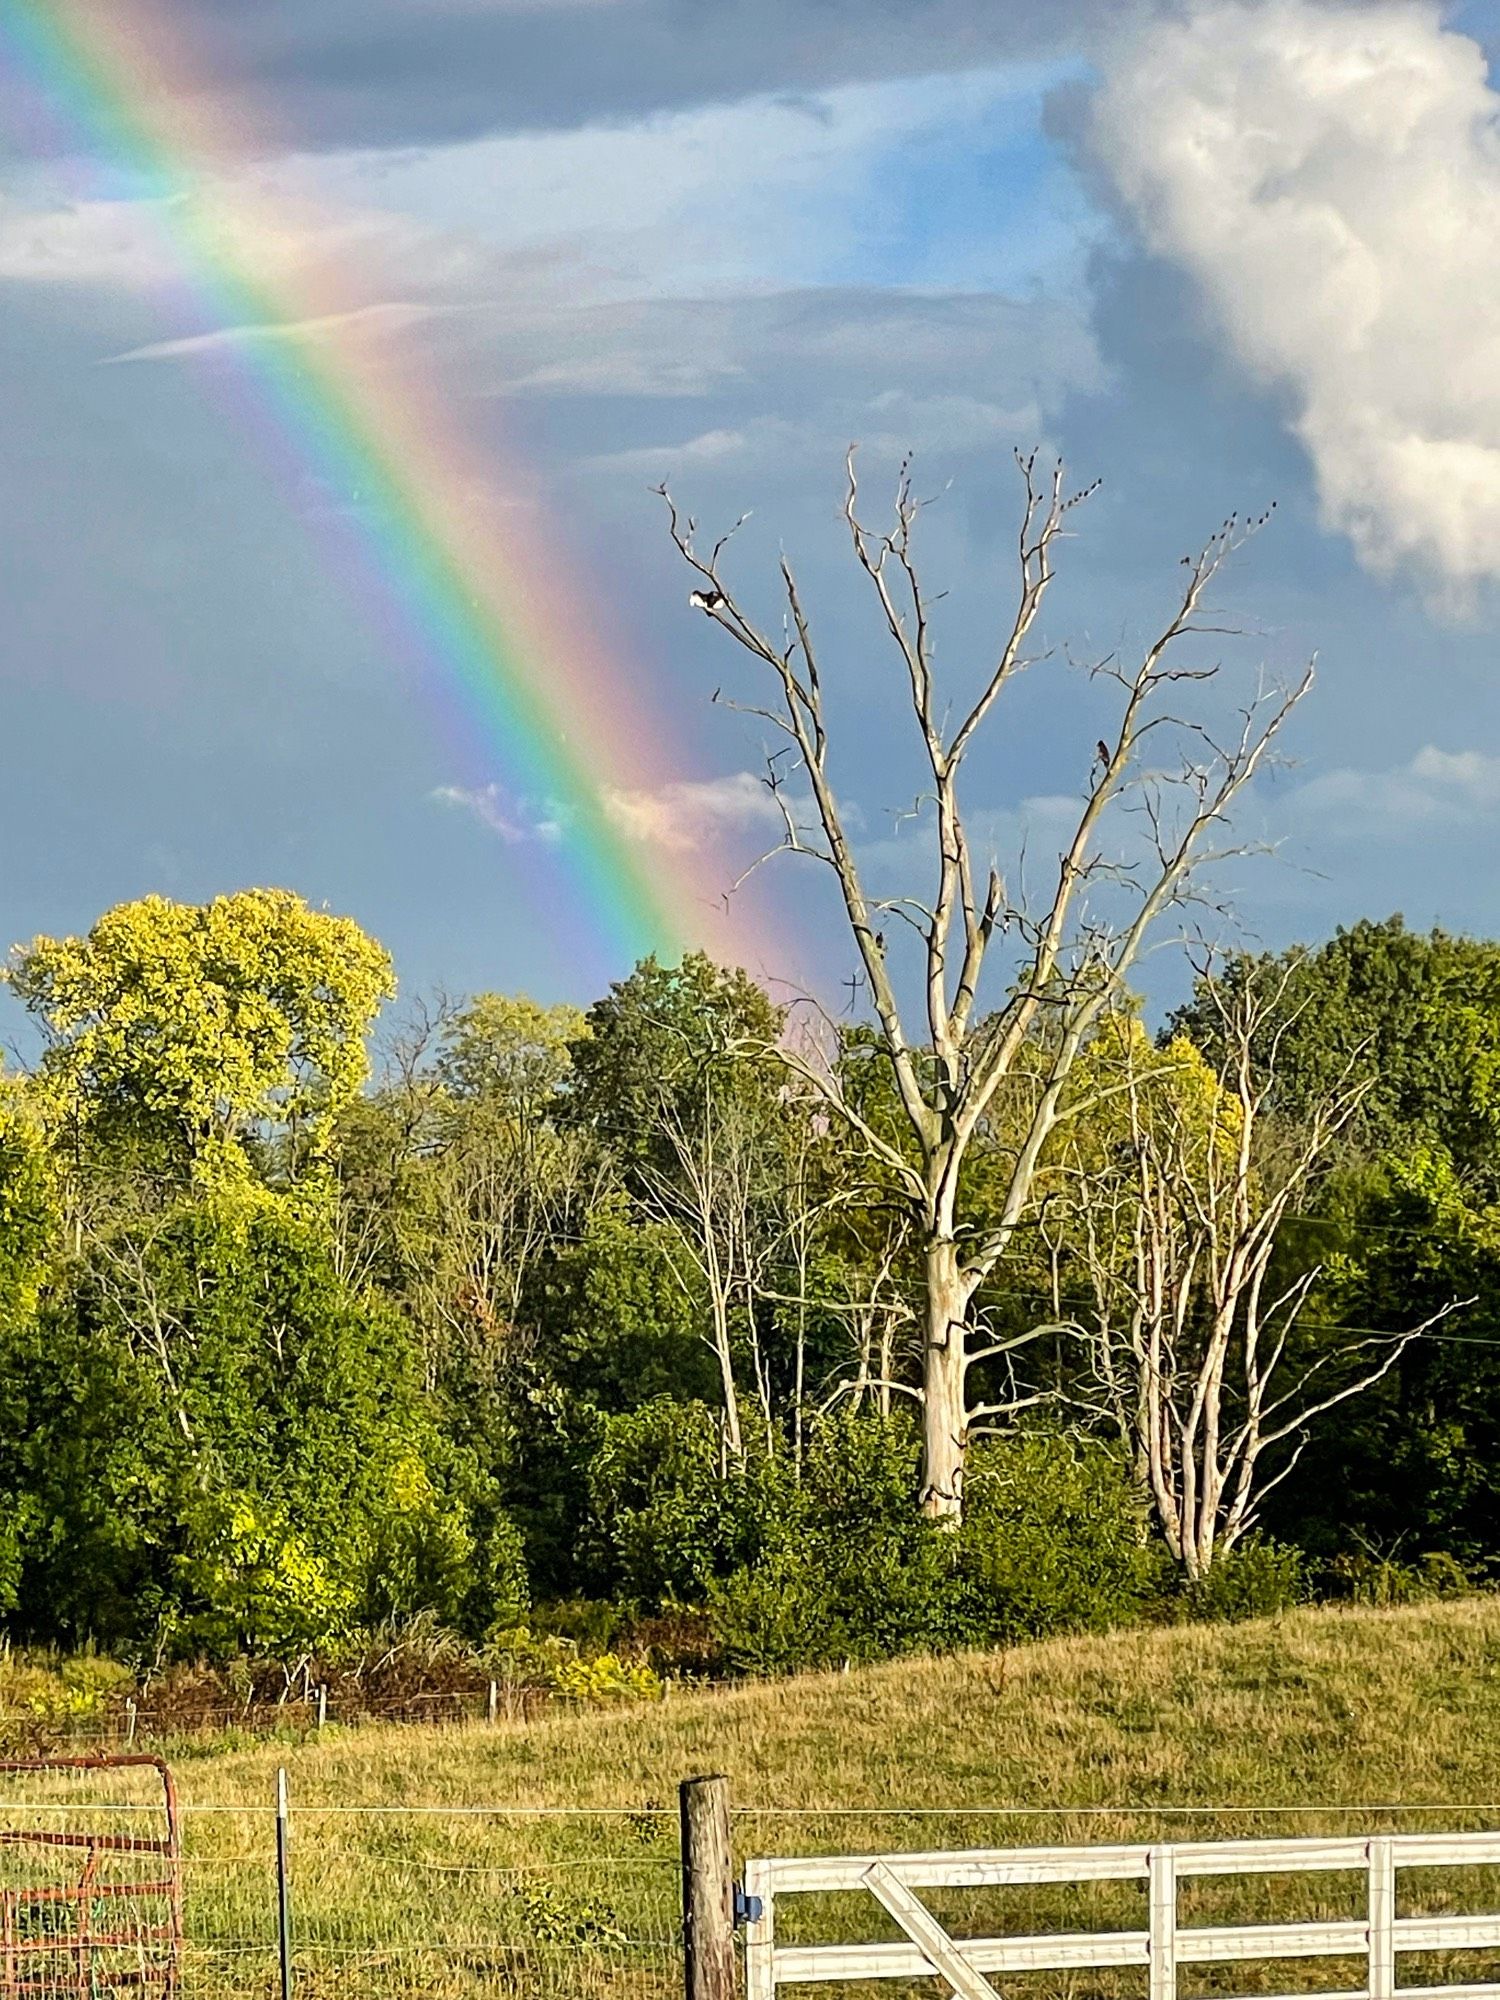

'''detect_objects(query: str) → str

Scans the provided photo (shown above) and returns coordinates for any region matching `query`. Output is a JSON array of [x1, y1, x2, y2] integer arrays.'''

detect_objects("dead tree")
[[664, 451, 1310, 1520], [1046, 976, 1465, 1576], [636, 1070, 776, 1460]]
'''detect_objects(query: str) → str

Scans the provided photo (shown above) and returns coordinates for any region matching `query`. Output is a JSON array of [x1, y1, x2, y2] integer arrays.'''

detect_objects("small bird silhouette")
[[1094, 739, 1110, 770], [689, 587, 724, 614]]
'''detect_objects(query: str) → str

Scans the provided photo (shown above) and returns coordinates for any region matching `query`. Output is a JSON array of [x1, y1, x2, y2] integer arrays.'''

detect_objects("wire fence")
[[0, 1686, 583, 1760], [0, 1763, 685, 2000], [7, 1762, 1500, 2000]]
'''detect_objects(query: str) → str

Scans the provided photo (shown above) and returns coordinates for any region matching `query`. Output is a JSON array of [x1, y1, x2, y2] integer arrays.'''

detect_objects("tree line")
[[4, 456, 1491, 1674], [0, 891, 1491, 1672]]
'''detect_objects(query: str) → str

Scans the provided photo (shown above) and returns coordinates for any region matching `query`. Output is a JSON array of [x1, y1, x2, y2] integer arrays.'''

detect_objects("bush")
[[1185, 1537, 1307, 1622], [483, 1626, 663, 1705], [706, 1422, 1159, 1675], [0, 1649, 132, 1755], [584, 1398, 794, 1604], [2, 1193, 507, 1654], [956, 1434, 1165, 1644], [707, 1520, 962, 1676], [548, 1650, 663, 1704], [1323, 1547, 1478, 1607]]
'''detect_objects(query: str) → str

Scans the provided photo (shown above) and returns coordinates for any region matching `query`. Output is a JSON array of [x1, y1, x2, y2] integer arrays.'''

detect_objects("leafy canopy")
[[9, 889, 393, 1184]]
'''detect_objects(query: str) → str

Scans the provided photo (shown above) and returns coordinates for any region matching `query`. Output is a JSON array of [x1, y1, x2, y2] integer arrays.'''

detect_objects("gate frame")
[[740, 1827, 1500, 1997], [0, 1753, 183, 1996]]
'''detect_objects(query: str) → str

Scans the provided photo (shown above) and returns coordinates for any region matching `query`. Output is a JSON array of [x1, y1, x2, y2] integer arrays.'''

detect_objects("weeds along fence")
[[7, 1760, 1500, 2000], [0, 1685, 559, 1756]]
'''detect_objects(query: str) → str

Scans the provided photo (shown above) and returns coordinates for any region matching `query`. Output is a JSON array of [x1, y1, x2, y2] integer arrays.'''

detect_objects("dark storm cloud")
[[12, 0, 1117, 156]]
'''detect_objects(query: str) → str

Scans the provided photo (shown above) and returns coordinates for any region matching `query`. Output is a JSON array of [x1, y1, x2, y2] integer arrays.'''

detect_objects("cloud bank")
[[435, 771, 784, 852], [1089, 0, 1500, 602], [1288, 742, 1500, 837]]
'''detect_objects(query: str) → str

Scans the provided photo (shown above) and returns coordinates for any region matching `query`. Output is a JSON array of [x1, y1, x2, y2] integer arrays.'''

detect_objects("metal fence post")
[[276, 1767, 293, 2000], [680, 1774, 736, 2000]]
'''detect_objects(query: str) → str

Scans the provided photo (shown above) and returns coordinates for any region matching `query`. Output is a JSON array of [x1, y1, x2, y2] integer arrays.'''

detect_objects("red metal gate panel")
[[0, 1756, 182, 1997]]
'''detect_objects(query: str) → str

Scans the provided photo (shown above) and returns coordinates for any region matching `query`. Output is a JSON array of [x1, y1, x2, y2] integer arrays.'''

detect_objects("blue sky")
[[4, 0, 1500, 1029]]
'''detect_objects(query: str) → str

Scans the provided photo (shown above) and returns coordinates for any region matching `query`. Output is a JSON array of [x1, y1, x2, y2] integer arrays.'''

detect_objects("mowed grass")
[[10, 1599, 1500, 1998]]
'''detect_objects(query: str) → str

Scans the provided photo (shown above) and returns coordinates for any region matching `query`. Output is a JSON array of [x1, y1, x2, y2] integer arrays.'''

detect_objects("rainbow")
[[1, 0, 779, 983]]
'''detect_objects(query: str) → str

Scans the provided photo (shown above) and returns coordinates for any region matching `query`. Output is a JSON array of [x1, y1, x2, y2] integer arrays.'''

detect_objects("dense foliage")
[[0, 898, 1491, 1676]]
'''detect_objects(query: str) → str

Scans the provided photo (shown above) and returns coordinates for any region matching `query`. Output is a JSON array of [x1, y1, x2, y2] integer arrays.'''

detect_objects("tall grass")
[[6, 1599, 1500, 1997]]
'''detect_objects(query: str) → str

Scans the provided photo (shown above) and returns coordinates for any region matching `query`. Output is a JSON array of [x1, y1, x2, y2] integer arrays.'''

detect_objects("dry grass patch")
[[9, 1600, 1500, 1998]]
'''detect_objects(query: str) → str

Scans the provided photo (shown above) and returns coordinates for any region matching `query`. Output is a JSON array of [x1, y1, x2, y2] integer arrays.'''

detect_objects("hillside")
[[177, 1597, 1500, 1816], [11, 1600, 1500, 1999]]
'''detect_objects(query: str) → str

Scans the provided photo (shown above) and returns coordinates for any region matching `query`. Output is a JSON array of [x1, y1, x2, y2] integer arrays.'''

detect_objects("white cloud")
[[435, 770, 783, 853], [1287, 743, 1500, 836], [503, 352, 746, 398], [102, 301, 444, 364], [0, 197, 178, 286], [600, 771, 786, 851], [432, 783, 563, 844], [0, 62, 1076, 310], [585, 384, 1076, 479], [1089, 0, 1500, 603]]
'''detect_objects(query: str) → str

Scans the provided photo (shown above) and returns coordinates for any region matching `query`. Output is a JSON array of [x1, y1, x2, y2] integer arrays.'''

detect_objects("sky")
[[4, 0, 1500, 1025]]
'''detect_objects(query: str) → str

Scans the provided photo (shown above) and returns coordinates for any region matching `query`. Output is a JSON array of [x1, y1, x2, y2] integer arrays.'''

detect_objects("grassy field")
[[8, 1598, 1500, 1997]]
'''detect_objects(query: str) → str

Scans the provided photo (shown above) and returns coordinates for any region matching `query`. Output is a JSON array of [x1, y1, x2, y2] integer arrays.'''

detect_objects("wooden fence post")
[[680, 1774, 736, 2000]]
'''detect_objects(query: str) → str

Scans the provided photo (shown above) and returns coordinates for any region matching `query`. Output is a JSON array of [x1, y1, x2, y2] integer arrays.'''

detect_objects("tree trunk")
[[919, 1238, 968, 1521], [710, 1289, 744, 1461]]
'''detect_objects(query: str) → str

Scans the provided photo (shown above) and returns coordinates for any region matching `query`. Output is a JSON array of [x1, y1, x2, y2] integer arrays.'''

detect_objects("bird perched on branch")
[[689, 587, 724, 614], [1094, 739, 1110, 773]]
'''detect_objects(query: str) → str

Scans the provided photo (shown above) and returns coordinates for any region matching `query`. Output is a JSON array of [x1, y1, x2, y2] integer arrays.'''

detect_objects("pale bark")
[[920, 1236, 972, 1513], [665, 457, 1308, 1520], [1053, 977, 1466, 1575]]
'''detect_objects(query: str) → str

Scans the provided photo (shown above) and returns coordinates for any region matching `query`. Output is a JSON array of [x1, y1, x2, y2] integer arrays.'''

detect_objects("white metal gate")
[[741, 1830, 1500, 1998]]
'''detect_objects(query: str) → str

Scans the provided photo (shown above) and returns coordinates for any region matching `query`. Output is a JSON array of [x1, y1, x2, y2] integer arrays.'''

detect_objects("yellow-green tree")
[[8, 889, 394, 1191]]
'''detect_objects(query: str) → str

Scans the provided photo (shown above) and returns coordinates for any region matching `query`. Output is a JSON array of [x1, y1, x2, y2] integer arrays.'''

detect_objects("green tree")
[[9, 889, 393, 1191], [542, 1200, 718, 1411], [1169, 916, 1500, 1188], [0, 1073, 55, 1334], [1171, 922, 1500, 1568], [0, 1073, 55, 1612], [0, 1187, 511, 1651], [564, 954, 792, 1454], [564, 953, 782, 1176], [437, 993, 585, 1111]]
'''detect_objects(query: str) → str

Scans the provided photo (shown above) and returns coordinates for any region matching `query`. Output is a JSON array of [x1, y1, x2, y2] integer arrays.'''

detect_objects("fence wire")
[[0, 1688, 548, 1757], [0, 1766, 683, 2000], [7, 1770, 1500, 2000]]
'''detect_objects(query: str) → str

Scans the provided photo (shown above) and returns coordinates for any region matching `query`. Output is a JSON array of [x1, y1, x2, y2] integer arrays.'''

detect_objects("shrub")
[[956, 1434, 1165, 1644], [1323, 1547, 1477, 1607], [548, 1650, 663, 1704], [0, 1650, 132, 1755], [707, 1519, 962, 1676], [707, 1423, 1158, 1675], [1185, 1537, 1307, 1622], [584, 1398, 793, 1604], [526, 1597, 628, 1650]]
